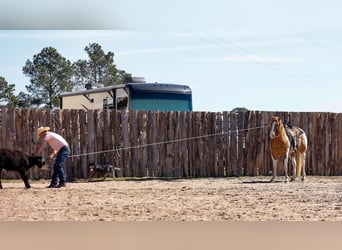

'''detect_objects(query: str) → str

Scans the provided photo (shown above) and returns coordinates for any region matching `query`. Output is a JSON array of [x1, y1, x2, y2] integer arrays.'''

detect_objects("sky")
[[1, 0, 342, 113]]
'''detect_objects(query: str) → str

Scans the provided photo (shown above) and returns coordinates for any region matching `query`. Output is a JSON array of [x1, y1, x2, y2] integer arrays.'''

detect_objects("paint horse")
[[269, 116, 308, 182]]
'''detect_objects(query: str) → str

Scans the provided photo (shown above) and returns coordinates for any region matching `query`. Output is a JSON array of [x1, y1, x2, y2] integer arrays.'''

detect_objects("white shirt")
[[42, 131, 69, 152]]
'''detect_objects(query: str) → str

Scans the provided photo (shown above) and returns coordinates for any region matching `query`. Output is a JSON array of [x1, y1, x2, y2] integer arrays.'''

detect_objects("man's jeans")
[[51, 146, 70, 185]]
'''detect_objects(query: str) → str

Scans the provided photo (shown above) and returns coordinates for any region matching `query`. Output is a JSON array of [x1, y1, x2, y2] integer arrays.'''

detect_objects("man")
[[35, 126, 70, 188]]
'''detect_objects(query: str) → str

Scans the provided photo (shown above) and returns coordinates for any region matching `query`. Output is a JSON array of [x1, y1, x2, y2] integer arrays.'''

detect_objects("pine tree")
[[23, 47, 73, 108]]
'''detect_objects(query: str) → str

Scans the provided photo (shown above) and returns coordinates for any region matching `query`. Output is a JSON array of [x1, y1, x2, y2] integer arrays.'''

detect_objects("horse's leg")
[[301, 152, 306, 181], [271, 158, 277, 182], [290, 155, 297, 182], [283, 157, 289, 183], [296, 152, 302, 177]]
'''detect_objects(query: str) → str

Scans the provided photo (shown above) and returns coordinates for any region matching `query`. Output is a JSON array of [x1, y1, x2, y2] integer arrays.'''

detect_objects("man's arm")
[[49, 150, 58, 159], [34, 140, 47, 156]]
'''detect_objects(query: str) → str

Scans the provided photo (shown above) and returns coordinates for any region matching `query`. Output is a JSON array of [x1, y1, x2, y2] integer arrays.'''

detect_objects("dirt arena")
[[1, 176, 342, 221]]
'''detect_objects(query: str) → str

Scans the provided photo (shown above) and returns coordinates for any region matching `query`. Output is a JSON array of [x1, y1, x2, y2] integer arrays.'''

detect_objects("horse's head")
[[270, 116, 283, 139]]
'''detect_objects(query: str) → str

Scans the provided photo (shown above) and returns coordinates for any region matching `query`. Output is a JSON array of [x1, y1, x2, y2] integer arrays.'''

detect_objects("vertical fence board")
[[222, 111, 230, 177], [70, 109, 80, 180], [8, 109, 15, 149], [179, 112, 189, 177], [15, 109, 23, 151], [129, 111, 138, 176], [111, 111, 122, 177], [245, 111, 257, 176], [139, 111, 148, 177], [121, 111, 130, 176], [94, 110, 102, 164], [87, 110, 95, 166], [157, 112, 166, 177], [229, 112, 238, 176], [299, 112, 310, 176], [147, 111, 158, 177], [202, 112, 210, 177], [165, 111, 174, 177], [255, 111, 266, 177], [193, 112, 204, 177], [173, 112, 181, 177], [317, 113, 325, 175], [186, 112, 193, 177], [209, 112, 217, 177], [225, 112, 232, 176], [62, 109, 72, 180], [328, 113, 337, 176], [323, 113, 331, 175], [215, 112, 225, 177], [1, 109, 9, 148], [263, 112, 272, 176], [79, 109, 88, 178], [337, 114, 342, 175], [103, 109, 115, 172]]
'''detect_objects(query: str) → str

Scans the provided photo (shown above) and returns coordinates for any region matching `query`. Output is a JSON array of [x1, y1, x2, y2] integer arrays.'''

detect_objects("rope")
[[68, 124, 271, 159]]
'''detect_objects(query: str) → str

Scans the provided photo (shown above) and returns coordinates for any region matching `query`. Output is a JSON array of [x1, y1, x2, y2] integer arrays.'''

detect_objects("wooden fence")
[[1, 108, 342, 180]]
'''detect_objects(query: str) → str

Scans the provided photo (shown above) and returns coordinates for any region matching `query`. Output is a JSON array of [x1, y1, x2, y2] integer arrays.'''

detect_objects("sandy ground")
[[1, 176, 342, 221]]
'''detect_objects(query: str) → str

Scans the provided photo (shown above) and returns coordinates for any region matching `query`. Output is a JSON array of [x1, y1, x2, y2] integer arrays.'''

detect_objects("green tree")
[[23, 47, 73, 108], [231, 107, 248, 113], [76, 43, 131, 88], [85, 43, 117, 86], [0, 76, 17, 107], [72, 59, 88, 91], [16, 91, 34, 108]]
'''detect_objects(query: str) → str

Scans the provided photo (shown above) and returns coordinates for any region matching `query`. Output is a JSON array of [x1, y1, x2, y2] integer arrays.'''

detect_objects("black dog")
[[88, 162, 120, 180], [0, 148, 45, 189]]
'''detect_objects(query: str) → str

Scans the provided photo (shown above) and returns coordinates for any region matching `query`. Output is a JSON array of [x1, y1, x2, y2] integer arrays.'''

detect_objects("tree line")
[[0, 43, 132, 109]]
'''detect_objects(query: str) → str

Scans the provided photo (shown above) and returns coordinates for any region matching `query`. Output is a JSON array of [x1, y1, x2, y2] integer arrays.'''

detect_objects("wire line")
[[69, 124, 271, 158]]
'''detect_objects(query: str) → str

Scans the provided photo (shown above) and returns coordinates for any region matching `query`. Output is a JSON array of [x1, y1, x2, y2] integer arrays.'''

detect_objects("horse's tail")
[[296, 153, 303, 177], [296, 131, 307, 177]]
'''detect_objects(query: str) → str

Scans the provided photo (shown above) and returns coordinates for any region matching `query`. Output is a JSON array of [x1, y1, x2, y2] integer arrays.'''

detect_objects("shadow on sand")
[[241, 179, 283, 184]]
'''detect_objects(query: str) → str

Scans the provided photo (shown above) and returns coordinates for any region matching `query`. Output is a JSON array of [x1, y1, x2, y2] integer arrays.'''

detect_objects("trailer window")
[[117, 97, 128, 110], [130, 93, 192, 111]]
